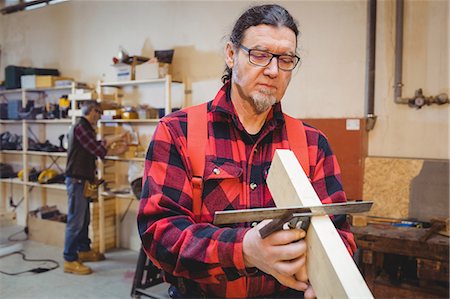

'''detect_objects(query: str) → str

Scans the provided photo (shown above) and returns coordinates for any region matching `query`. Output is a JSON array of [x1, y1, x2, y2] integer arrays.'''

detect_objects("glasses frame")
[[239, 45, 300, 71]]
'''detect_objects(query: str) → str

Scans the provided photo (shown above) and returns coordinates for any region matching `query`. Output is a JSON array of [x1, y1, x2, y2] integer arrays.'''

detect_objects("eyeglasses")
[[239, 45, 300, 71]]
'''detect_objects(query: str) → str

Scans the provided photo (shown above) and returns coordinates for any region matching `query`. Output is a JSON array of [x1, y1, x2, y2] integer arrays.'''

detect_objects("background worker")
[[138, 4, 355, 298], [64, 100, 128, 275]]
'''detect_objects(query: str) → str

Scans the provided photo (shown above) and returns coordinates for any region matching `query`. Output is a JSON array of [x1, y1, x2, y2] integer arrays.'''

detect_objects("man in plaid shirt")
[[138, 4, 356, 298], [64, 101, 128, 275]]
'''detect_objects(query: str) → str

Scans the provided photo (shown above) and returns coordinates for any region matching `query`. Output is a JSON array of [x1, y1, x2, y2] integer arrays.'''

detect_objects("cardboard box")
[[21, 75, 73, 88], [28, 215, 66, 248], [112, 63, 133, 81], [20, 75, 37, 88], [135, 62, 159, 80], [36, 76, 72, 88]]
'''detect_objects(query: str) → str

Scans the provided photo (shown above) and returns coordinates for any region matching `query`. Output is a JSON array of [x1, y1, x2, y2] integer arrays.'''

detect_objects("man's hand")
[[104, 132, 129, 148], [107, 141, 128, 156], [242, 220, 311, 292]]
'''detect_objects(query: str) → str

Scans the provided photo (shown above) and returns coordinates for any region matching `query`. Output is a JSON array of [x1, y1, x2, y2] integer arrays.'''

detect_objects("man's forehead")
[[242, 25, 297, 50]]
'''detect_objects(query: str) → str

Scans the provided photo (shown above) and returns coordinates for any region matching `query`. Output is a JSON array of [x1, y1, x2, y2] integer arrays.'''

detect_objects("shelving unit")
[[1, 75, 185, 251], [0, 82, 87, 227], [95, 74, 184, 251]]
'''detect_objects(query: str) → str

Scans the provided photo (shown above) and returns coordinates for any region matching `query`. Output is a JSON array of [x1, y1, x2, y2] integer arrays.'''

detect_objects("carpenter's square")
[[213, 201, 373, 239]]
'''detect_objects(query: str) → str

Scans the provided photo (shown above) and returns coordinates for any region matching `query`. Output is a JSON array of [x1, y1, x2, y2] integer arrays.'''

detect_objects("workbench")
[[352, 224, 449, 298]]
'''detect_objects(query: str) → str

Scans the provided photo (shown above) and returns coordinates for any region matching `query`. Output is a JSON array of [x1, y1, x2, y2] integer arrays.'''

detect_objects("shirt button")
[[213, 168, 220, 175], [250, 183, 257, 190]]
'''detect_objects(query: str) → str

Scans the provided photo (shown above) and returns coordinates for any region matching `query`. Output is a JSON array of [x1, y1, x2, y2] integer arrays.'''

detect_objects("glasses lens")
[[278, 56, 299, 71], [248, 49, 299, 70], [249, 50, 273, 67]]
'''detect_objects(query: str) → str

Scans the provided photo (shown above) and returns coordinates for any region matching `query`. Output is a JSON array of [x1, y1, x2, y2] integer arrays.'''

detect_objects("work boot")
[[78, 250, 105, 262], [64, 260, 92, 275]]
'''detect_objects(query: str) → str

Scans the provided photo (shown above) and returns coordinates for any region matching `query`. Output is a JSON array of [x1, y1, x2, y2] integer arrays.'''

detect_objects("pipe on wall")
[[394, 0, 449, 108], [365, 0, 377, 131]]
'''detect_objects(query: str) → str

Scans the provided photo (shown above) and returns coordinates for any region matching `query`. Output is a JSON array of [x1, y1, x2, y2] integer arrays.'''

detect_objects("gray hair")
[[222, 4, 300, 83], [81, 100, 101, 116]]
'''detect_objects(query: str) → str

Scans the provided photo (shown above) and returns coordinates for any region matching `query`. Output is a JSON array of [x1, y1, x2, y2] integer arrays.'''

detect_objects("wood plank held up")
[[267, 149, 373, 298]]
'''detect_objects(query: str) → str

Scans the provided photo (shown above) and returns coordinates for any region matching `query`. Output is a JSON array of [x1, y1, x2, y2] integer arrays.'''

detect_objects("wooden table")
[[352, 223, 449, 298]]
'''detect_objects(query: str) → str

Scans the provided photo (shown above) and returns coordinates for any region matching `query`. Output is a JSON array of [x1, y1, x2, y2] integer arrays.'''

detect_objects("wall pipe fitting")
[[394, 0, 449, 108], [365, 0, 378, 131]]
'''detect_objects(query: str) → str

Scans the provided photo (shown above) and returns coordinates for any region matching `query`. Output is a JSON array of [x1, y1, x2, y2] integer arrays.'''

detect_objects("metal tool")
[[213, 201, 373, 239]]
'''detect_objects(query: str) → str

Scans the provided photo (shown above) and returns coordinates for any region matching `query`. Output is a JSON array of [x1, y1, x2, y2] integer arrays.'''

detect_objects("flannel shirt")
[[74, 118, 107, 159], [138, 83, 356, 298]]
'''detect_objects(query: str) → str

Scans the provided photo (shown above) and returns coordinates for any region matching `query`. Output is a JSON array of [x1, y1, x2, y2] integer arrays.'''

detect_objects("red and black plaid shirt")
[[138, 83, 356, 298], [74, 118, 107, 159]]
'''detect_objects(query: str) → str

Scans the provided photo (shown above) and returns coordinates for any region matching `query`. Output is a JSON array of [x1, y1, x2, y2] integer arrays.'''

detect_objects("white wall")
[[0, 0, 448, 245], [369, 0, 449, 159], [1, 1, 446, 159]]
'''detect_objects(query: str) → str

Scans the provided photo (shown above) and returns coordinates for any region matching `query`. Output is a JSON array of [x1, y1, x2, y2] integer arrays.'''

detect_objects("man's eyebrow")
[[251, 45, 296, 56]]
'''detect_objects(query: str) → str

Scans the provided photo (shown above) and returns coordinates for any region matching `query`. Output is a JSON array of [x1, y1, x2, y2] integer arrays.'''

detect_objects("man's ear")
[[225, 42, 235, 69]]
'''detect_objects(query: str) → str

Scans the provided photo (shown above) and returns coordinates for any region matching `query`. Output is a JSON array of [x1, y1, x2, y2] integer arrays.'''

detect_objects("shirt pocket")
[[200, 160, 243, 222]]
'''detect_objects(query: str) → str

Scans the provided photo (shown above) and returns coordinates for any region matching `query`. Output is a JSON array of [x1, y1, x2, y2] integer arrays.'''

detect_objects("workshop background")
[[0, 0, 448, 298]]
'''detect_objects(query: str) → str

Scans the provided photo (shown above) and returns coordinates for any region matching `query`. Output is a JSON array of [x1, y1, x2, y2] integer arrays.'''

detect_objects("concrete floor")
[[0, 224, 169, 299]]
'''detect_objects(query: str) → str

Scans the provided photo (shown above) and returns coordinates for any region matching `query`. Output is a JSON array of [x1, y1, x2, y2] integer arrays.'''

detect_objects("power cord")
[[0, 251, 59, 276], [7, 227, 28, 242]]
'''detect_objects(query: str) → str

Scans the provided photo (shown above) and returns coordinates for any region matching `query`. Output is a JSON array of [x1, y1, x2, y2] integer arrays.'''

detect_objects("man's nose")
[[264, 57, 279, 77]]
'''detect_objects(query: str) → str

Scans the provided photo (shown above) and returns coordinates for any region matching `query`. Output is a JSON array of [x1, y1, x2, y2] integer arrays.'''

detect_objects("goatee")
[[251, 89, 276, 114]]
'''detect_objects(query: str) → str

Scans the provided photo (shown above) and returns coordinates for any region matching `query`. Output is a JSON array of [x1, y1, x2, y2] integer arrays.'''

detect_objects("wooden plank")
[[267, 149, 373, 298]]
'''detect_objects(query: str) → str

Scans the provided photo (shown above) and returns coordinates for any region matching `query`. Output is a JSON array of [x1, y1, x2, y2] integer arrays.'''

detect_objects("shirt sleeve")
[[137, 119, 250, 284], [310, 133, 357, 255], [74, 124, 107, 159]]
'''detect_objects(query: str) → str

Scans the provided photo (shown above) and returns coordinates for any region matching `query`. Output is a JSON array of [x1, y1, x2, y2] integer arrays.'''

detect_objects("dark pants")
[[63, 177, 91, 261]]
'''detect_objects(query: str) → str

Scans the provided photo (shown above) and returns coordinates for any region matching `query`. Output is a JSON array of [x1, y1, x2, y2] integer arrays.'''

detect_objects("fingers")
[[295, 260, 308, 282], [275, 273, 309, 292], [304, 285, 316, 299], [275, 254, 306, 277], [274, 239, 307, 261], [263, 226, 306, 245]]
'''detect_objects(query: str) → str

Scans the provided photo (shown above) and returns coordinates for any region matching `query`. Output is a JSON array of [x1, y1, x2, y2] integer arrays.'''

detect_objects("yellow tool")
[[37, 169, 59, 184]]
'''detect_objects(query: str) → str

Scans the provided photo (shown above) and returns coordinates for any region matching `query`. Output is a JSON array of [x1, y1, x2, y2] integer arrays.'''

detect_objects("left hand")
[[294, 248, 315, 298], [243, 220, 309, 291], [108, 141, 128, 155]]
